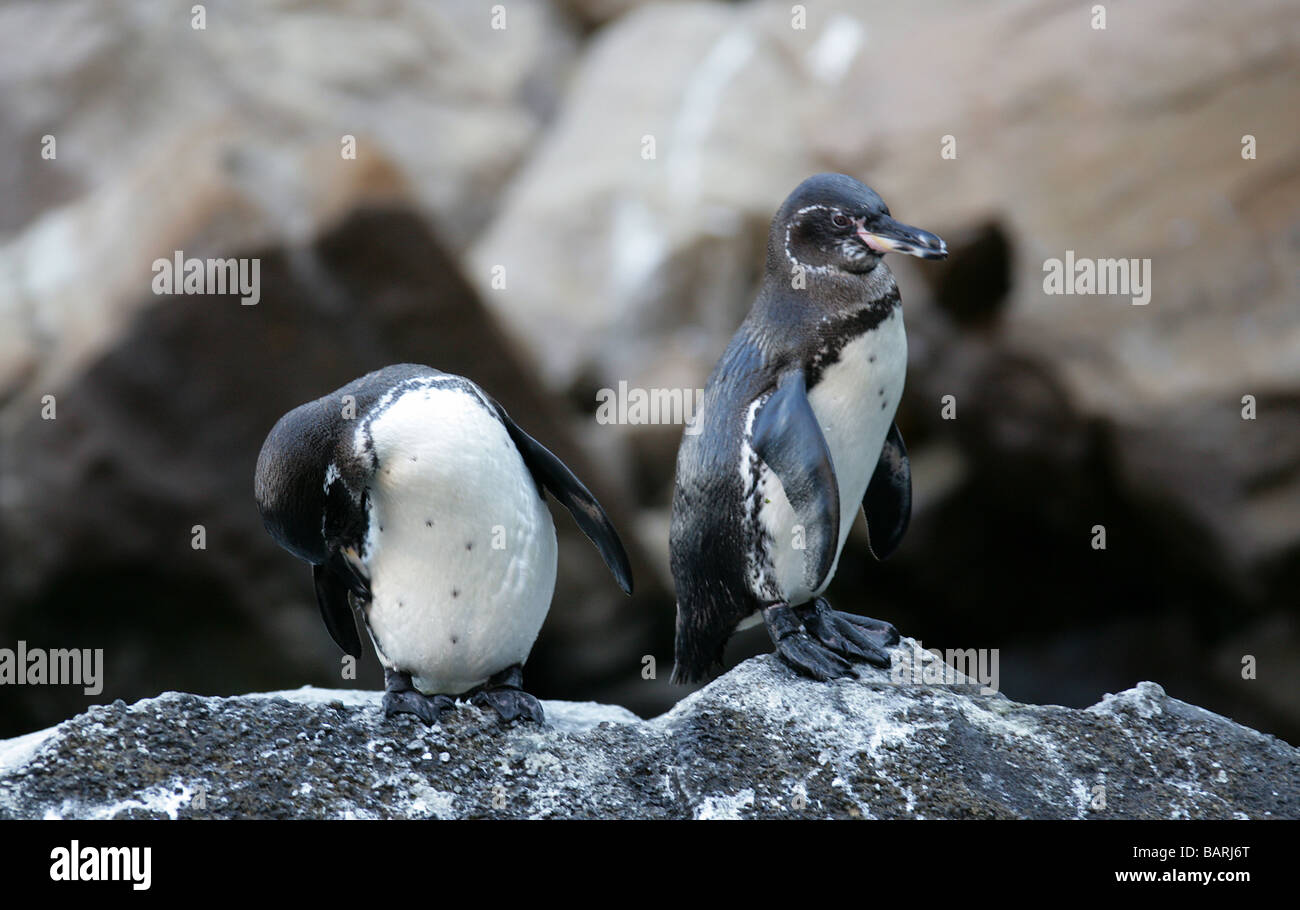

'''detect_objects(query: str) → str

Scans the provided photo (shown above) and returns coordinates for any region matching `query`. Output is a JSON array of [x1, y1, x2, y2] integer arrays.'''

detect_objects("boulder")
[[1, 641, 1295, 819], [0, 0, 577, 249]]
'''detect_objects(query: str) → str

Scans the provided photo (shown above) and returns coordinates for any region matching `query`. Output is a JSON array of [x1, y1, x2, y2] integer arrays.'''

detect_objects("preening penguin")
[[670, 174, 947, 684], [255, 364, 633, 724]]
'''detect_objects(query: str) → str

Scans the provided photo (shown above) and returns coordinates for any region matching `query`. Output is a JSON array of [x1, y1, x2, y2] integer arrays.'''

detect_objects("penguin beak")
[[856, 216, 948, 260]]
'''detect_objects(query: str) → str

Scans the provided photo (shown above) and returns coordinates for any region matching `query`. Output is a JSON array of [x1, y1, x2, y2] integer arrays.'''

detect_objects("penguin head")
[[773, 173, 948, 276]]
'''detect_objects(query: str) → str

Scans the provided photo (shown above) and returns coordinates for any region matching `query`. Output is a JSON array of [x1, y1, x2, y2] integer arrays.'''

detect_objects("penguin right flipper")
[[861, 421, 911, 560], [751, 369, 841, 594], [312, 556, 364, 658], [491, 403, 634, 596]]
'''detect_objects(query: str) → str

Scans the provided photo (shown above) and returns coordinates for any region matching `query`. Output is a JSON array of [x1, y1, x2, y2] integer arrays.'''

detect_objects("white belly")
[[358, 383, 557, 695], [752, 308, 906, 604]]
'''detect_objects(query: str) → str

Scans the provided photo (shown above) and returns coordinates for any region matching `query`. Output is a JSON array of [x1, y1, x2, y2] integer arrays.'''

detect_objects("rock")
[[819, 0, 1300, 604], [0, 0, 577, 249], [0, 128, 409, 410], [555, 0, 665, 30], [468, 0, 831, 397], [1, 641, 1295, 819]]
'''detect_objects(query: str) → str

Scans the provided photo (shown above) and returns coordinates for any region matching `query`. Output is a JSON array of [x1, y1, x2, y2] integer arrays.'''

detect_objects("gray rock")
[[468, 1, 827, 396], [0, 0, 577, 247], [2, 640, 1295, 819], [555, 0, 671, 30]]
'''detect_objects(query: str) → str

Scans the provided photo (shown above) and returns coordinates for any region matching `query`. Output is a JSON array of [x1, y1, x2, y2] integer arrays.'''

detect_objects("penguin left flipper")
[[861, 421, 911, 560], [490, 402, 634, 596], [752, 369, 841, 594], [312, 556, 364, 658]]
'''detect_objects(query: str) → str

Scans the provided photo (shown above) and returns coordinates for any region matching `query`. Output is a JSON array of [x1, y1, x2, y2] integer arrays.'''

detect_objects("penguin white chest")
[[753, 307, 907, 604], [358, 384, 557, 695]]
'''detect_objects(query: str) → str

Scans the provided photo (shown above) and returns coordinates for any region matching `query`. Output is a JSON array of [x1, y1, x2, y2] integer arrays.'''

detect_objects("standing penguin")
[[255, 364, 633, 724], [670, 174, 947, 684]]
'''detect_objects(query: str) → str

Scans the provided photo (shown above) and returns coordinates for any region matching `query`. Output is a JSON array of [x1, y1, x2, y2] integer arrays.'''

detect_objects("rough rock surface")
[[2, 641, 1295, 820]]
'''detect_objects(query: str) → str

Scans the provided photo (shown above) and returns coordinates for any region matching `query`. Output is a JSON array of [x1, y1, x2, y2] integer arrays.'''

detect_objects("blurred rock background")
[[0, 0, 1296, 741]]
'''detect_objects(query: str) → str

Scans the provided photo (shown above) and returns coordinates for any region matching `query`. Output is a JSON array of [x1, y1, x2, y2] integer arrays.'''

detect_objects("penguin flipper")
[[492, 404, 634, 595], [312, 558, 364, 658], [752, 369, 841, 593], [862, 421, 911, 560]]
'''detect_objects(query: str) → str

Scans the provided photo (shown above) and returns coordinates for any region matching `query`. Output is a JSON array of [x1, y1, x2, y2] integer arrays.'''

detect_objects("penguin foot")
[[469, 665, 545, 725], [382, 668, 454, 725], [384, 690, 453, 725], [797, 598, 896, 669], [763, 603, 858, 682], [836, 607, 901, 647]]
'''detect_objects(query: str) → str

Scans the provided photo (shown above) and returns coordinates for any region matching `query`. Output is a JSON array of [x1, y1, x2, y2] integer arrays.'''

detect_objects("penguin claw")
[[383, 690, 454, 726], [798, 599, 895, 669]]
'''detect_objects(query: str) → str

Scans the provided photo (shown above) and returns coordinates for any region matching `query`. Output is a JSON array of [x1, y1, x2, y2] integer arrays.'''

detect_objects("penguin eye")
[[831, 214, 850, 229]]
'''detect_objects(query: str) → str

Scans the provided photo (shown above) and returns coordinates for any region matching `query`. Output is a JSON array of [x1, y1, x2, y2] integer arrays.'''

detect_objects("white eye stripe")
[[783, 205, 868, 272]]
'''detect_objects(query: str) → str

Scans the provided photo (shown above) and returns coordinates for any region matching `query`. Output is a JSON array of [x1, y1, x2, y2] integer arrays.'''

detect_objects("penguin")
[[255, 364, 633, 724], [670, 174, 947, 684]]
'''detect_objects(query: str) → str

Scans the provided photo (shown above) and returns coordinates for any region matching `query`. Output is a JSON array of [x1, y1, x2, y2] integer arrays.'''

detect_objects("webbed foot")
[[382, 668, 454, 725], [763, 603, 858, 681], [469, 665, 545, 724], [796, 598, 896, 669]]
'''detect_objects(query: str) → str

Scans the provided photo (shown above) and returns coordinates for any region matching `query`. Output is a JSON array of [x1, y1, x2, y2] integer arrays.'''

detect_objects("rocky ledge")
[[1, 640, 1296, 820]]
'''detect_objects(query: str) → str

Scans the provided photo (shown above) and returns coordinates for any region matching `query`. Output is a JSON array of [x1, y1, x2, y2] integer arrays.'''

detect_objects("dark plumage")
[[670, 174, 946, 684]]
